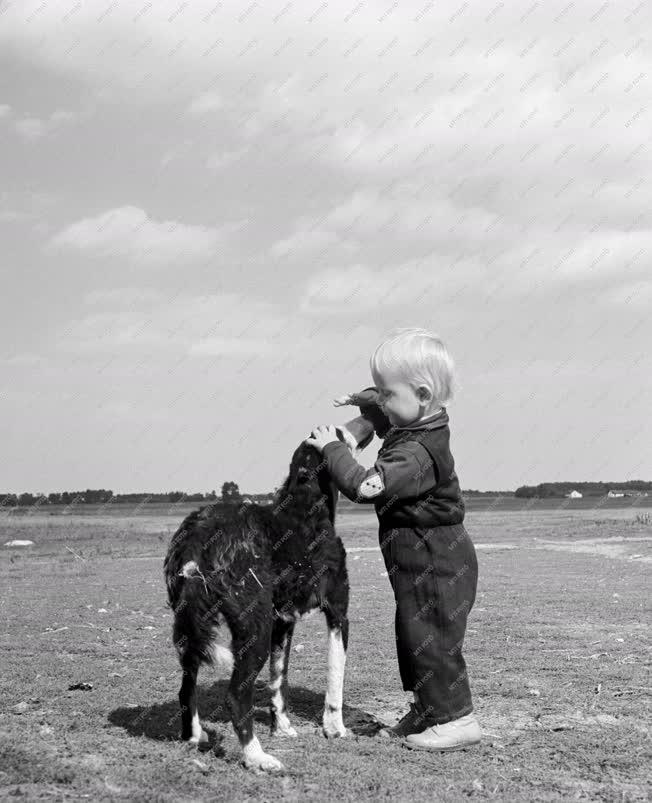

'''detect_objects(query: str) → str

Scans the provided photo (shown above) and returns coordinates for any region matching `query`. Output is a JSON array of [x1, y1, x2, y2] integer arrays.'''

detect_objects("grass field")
[[1, 504, 650, 801]]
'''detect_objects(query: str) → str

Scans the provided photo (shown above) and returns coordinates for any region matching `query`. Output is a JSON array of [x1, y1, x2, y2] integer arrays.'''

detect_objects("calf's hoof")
[[186, 729, 209, 747], [273, 723, 298, 738], [243, 737, 285, 773], [322, 710, 347, 739], [271, 711, 298, 738], [244, 751, 285, 773]]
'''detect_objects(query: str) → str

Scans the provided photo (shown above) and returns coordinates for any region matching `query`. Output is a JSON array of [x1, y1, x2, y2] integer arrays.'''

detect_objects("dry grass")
[[1, 506, 650, 801]]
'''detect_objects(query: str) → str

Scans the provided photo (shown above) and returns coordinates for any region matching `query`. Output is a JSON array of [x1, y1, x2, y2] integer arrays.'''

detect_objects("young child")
[[305, 327, 480, 751]]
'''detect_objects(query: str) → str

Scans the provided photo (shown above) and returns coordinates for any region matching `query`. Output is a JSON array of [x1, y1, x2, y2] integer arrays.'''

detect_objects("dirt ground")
[[1, 505, 650, 801]]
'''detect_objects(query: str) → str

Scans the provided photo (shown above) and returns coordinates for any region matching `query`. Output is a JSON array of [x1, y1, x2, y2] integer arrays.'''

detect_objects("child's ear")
[[416, 385, 433, 403]]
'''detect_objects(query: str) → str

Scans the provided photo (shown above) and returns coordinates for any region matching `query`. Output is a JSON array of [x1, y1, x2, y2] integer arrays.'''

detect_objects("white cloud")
[[271, 182, 516, 277], [269, 227, 343, 259], [16, 118, 48, 139], [57, 285, 384, 367], [602, 279, 652, 307], [3, 353, 42, 366], [187, 91, 223, 115], [548, 231, 649, 282], [189, 336, 275, 356], [299, 260, 471, 314], [83, 287, 165, 307], [206, 147, 248, 170], [100, 400, 134, 418], [13, 109, 78, 140], [3, 3, 650, 250], [0, 209, 29, 223], [49, 206, 234, 266], [57, 289, 289, 355], [0, 191, 60, 226]]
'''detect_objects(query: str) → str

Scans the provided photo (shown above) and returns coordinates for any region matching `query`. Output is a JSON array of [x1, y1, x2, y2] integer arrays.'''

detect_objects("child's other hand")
[[305, 425, 339, 453], [332, 394, 354, 407]]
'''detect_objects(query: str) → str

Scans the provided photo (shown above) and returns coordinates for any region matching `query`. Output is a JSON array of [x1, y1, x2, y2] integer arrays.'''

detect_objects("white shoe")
[[404, 712, 481, 752]]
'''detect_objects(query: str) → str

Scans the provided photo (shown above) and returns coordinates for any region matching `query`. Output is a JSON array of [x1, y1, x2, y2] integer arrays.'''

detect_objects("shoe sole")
[[380, 724, 430, 739], [387, 730, 425, 739], [402, 737, 481, 752]]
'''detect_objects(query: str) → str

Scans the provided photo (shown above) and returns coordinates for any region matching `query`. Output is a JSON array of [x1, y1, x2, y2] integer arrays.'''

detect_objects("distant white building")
[[607, 489, 647, 498], [566, 490, 583, 498]]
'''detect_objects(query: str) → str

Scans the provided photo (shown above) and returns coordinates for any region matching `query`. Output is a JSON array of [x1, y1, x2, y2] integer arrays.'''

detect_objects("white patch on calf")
[[269, 651, 284, 691], [242, 736, 284, 772], [276, 609, 298, 623], [322, 628, 347, 738], [273, 709, 296, 737], [179, 560, 209, 592], [269, 637, 297, 737], [209, 622, 234, 671], [180, 560, 199, 577], [210, 644, 234, 671], [270, 688, 297, 737], [189, 711, 207, 745]]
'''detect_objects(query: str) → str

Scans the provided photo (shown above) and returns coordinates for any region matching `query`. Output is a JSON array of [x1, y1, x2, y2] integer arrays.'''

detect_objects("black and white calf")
[[163, 428, 361, 772]]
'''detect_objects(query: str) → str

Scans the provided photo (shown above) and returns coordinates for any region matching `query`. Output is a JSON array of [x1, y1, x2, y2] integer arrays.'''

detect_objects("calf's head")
[[286, 415, 376, 522]]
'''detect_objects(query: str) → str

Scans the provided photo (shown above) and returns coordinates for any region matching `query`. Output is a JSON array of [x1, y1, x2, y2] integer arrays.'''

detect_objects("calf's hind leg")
[[227, 615, 283, 772], [178, 652, 208, 746], [269, 618, 297, 737]]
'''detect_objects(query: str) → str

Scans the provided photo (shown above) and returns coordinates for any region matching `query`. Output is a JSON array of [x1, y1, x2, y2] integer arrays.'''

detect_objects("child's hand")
[[332, 394, 354, 407], [305, 425, 339, 453]]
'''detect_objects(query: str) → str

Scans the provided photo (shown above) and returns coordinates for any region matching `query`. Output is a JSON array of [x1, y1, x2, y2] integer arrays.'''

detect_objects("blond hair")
[[370, 327, 457, 406]]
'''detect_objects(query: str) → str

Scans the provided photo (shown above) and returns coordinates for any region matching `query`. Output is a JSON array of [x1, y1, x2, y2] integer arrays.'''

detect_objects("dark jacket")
[[322, 387, 465, 529]]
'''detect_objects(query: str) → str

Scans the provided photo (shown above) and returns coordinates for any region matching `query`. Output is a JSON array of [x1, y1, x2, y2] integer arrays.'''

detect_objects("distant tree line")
[[514, 480, 652, 498], [462, 489, 515, 496], [4, 479, 649, 507], [0, 482, 276, 507]]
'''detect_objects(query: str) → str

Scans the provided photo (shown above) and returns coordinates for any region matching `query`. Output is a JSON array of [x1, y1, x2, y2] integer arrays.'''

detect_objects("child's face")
[[374, 374, 428, 427]]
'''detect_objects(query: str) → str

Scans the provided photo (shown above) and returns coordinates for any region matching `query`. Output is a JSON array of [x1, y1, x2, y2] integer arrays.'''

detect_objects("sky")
[[1, 0, 650, 495]]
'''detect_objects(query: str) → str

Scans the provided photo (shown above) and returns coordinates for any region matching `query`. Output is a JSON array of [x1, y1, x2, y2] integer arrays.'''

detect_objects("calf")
[[163, 426, 365, 771]]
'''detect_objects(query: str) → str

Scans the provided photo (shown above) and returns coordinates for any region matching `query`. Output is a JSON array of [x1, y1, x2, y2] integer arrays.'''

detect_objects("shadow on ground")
[[108, 680, 385, 744]]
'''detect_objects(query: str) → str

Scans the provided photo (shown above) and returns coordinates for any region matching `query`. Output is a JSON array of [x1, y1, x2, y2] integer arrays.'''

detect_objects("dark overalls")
[[322, 391, 478, 725]]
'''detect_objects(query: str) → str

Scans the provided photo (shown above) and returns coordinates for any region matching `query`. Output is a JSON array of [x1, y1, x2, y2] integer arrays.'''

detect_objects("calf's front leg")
[[322, 616, 348, 738]]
